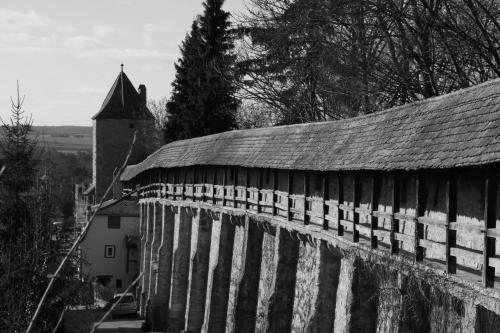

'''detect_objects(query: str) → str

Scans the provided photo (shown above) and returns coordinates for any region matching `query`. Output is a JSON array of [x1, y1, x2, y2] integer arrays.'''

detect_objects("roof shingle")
[[121, 78, 500, 181], [92, 70, 154, 120]]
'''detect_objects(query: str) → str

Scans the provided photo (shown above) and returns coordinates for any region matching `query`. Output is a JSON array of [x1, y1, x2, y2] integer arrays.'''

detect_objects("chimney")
[[138, 84, 146, 103]]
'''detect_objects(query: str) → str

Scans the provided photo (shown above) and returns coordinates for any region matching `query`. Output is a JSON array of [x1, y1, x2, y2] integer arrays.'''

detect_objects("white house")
[[79, 197, 140, 292]]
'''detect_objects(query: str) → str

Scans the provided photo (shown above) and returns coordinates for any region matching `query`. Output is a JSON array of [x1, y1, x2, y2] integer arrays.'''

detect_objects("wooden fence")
[[129, 165, 500, 289]]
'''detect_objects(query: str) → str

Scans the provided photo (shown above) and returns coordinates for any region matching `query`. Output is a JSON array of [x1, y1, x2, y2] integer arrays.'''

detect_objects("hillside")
[[32, 126, 92, 153], [32, 126, 92, 137]]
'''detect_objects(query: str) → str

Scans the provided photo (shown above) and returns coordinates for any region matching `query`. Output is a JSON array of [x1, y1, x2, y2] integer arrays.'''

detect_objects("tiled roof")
[[92, 70, 154, 120], [95, 197, 138, 216], [121, 78, 500, 181]]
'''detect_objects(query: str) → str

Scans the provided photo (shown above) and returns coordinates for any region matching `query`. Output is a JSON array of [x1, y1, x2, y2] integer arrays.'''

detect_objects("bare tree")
[[147, 97, 169, 146], [235, 100, 278, 128], [236, 0, 500, 125]]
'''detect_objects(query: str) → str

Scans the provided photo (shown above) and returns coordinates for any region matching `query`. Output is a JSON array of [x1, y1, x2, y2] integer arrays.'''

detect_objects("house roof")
[[92, 70, 154, 120], [95, 197, 139, 217], [121, 78, 500, 181], [79, 196, 139, 243]]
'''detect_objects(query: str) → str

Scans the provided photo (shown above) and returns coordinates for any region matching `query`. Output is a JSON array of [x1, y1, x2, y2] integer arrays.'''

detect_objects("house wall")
[[80, 214, 140, 292]]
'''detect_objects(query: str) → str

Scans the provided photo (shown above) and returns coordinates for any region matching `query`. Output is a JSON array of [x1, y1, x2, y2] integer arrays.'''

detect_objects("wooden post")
[[446, 173, 457, 274], [181, 169, 186, 201], [212, 167, 216, 205], [371, 174, 379, 249], [193, 169, 198, 202], [157, 170, 161, 198], [415, 173, 424, 261], [203, 167, 209, 203], [197, 167, 203, 203], [257, 168, 263, 213], [338, 172, 344, 236], [352, 173, 359, 243], [233, 167, 238, 208], [287, 170, 293, 221], [162, 170, 167, 199], [173, 169, 177, 200], [483, 172, 496, 287], [136, 184, 141, 202], [161, 169, 168, 199], [390, 174, 400, 254], [222, 166, 227, 207], [323, 172, 329, 230], [245, 168, 249, 210], [272, 169, 277, 216], [304, 172, 309, 225]]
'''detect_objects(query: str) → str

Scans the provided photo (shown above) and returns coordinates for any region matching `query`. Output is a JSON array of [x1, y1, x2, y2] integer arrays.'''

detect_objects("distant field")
[[32, 126, 92, 137], [32, 126, 92, 153], [36, 134, 92, 152]]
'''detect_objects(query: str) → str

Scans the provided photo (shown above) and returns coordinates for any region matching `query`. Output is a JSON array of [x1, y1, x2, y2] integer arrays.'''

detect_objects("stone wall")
[[136, 198, 500, 333], [93, 118, 154, 201]]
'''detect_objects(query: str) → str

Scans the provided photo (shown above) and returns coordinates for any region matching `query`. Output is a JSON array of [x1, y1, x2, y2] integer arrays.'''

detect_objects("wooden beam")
[[245, 168, 249, 210], [287, 170, 293, 221], [323, 172, 329, 230], [338, 172, 344, 236], [371, 173, 379, 249], [173, 169, 178, 200], [198, 167, 203, 202], [352, 173, 360, 242], [272, 169, 277, 216], [304, 172, 309, 225], [166, 169, 170, 199], [257, 168, 263, 213], [182, 168, 186, 201], [233, 167, 238, 207], [390, 174, 400, 254], [483, 172, 496, 287], [222, 166, 227, 207], [446, 173, 457, 274], [212, 167, 216, 205], [415, 173, 424, 261], [161, 169, 166, 199], [203, 167, 208, 203]]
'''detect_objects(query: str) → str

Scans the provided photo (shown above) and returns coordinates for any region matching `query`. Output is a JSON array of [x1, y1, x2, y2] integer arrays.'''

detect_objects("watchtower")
[[92, 65, 155, 202]]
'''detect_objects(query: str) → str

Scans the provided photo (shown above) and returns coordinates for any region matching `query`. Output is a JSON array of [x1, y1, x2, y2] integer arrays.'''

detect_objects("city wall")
[[129, 165, 500, 333]]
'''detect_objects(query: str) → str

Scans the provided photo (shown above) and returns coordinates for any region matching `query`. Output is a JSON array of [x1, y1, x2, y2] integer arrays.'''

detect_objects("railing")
[[133, 168, 499, 289]]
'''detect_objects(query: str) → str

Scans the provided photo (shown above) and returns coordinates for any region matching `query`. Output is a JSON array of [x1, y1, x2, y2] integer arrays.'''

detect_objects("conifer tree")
[[164, 0, 239, 143], [0, 84, 60, 332]]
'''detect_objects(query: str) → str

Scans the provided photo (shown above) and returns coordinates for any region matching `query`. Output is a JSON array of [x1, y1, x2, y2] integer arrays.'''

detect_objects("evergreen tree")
[[164, 0, 239, 143], [0, 83, 38, 254], [0, 84, 60, 332]]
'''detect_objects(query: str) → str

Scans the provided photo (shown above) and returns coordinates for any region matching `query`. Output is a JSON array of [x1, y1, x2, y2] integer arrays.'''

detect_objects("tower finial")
[[120, 63, 124, 72]]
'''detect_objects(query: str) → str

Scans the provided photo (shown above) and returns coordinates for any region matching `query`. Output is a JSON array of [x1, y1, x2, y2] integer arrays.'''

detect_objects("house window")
[[105, 245, 116, 258], [116, 279, 122, 289], [108, 216, 121, 229], [96, 275, 112, 287]]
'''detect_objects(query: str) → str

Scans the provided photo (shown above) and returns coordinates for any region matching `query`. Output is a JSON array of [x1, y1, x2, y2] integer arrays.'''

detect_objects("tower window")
[[105, 245, 116, 258], [108, 216, 121, 229]]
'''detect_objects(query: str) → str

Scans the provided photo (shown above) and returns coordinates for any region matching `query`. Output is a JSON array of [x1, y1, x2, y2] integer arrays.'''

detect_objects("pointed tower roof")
[[92, 67, 154, 120]]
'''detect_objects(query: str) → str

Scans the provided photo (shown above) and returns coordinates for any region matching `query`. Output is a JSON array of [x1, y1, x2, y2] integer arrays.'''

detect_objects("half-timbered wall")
[[129, 165, 500, 332]]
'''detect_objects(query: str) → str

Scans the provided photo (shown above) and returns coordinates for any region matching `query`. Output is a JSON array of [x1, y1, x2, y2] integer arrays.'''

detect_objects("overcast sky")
[[0, 0, 245, 126]]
